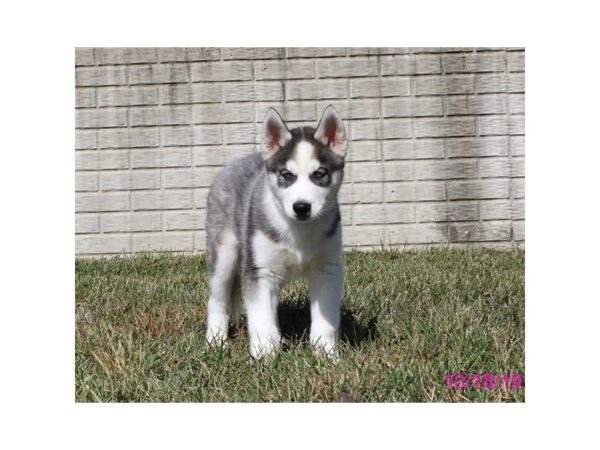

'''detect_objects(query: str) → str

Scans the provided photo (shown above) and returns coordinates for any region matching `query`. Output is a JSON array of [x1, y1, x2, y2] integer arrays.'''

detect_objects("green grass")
[[75, 248, 525, 402]]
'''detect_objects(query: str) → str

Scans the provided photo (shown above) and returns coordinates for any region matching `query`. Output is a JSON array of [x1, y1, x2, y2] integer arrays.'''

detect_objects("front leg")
[[244, 276, 282, 359], [308, 261, 343, 357]]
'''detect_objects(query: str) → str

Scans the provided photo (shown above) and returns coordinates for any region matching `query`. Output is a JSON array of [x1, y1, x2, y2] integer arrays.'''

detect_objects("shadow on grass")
[[277, 300, 378, 348]]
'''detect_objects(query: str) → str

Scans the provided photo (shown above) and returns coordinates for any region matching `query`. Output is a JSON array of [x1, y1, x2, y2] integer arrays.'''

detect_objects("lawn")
[[75, 248, 525, 402]]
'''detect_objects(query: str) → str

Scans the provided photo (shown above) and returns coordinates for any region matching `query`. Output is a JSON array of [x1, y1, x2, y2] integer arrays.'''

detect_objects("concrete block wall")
[[75, 47, 525, 255]]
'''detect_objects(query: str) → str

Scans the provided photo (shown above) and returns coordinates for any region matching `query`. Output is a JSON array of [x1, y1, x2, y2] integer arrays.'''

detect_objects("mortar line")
[[188, 56, 196, 252], [376, 49, 388, 246]]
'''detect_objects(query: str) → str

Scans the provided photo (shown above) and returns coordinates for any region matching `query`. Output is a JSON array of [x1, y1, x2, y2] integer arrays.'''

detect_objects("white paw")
[[249, 329, 281, 359], [206, 326, 228, 346], [310, 330, 339, 360]]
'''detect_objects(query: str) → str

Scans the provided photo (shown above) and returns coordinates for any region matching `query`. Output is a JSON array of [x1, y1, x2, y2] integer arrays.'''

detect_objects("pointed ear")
[[261, 108, 292, 159], [314, 105, 348, 157]]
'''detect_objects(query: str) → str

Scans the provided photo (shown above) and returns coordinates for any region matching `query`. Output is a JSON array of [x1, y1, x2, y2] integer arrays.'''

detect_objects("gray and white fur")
[[205, 105, 348, 358]]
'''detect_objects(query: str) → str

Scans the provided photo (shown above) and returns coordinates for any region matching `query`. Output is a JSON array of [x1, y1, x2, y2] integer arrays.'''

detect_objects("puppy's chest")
[[252, 231, 326, 279]]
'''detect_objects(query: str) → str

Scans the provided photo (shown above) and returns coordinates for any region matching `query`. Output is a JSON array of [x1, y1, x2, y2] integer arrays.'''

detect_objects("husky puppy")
[[205, 105, 348, 358]]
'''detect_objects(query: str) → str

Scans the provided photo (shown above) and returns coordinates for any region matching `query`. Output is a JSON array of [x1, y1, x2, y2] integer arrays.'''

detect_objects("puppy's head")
[[261, 105, 348, 222]]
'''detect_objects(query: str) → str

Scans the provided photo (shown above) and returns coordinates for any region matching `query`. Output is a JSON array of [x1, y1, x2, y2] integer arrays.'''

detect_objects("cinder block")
[[222, 47, 283, 59], [511, 178, 525, 199], [194, 188, 210, 208], [510, 136, 525, 156], [350, 162, 384, 182], [132, 232, 194, 253], [100, 170, 161, 191], [346, 142, 380, 162], [132, 190, 192, 210], [75, 192, 130, 212], [382, 97, 443, 117], [476, 74, 507, 93], [287, 48, 346, 58], [354, 204, 385, 225], [381, 55, 441, 75], [445, 94, 506, 115], [316, 58, 377, 78], [160, 84, 221, 104], [414, 75, 474, 95], [447, 137, 507, 158], [339, 183, 384, 204], [351, 77, 410, 98], [75, 130, 97, 150], [191, 61, 253, 82], [76, 88, 95, 108], [75, 48, 94, 66], [76, 108, 127, 128], [383, 139, 445, 160], [255, 102, 316, 121], [162, 125, 222, 146], [98, 86, 158, 107], [75, 151, 128, 170], [98, 128, 160, 148], [76, 234, 130, 254], [385, 181, 446, 202], [448, 179, 510, 200], [416, 160, 477, 180], [509, 94, 525, 114], [383, 161, 414, 181], [130, 106, 192, 126], [509, 74, 525, 93], [222, 81, 283, 102], [163, 167, 222, 188], [386, 203, 416, 223], [255, 60, 315, 80], [194, 230, 207, 251], [75, 172, 98, 192], [415, 117, 475, 138], [317, 100, 379, 120], [480, 200, 512, 220], [75, 213, 100, 234], [97, 47, 157, 65], [478, 116, 524, 136], [511, 157, 525, 177], [131, 148, 191, 168], [513, 221, 525, 241], [76, 66, 127, 86], [129, 64, 189, 84], [164, 210, 206, 230], [351, 119, 412, 140], [157, 47, 221, 62], [512, 200, 525, 220], [387, 223, 448, 244], [193, 146, 254, 166], [507, 51, 525, 72], [347, 47, 409, 56], [449, 222, 511, 242], [340, 205, 352, 225], [343, 225, 386, 246], [224, 124, 257, 144], [412, 47, 474, 54], [193, 103, 254, 124], [416, 201, 478, 222], [479, 157, 510, 178], [443, 52, 505, 73], [101, 212, 162, 233], [286, 80, 347, 100]]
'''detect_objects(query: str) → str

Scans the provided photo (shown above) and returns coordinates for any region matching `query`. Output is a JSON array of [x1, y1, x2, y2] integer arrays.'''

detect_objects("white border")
[[2, 0, 600, 448]]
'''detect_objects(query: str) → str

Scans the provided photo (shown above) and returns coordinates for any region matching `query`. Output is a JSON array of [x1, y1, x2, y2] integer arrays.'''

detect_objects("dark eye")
[[312, 168, 329, 180], [279, 169, 295, 181]]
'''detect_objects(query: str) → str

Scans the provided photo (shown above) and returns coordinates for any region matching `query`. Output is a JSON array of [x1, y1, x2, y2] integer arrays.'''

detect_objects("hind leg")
[[229, 274, 242, 327], [206, 230, 239, 344]]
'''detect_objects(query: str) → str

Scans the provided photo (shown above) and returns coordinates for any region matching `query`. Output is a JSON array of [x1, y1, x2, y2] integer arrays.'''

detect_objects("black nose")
[[292, 201, 311, 219]]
